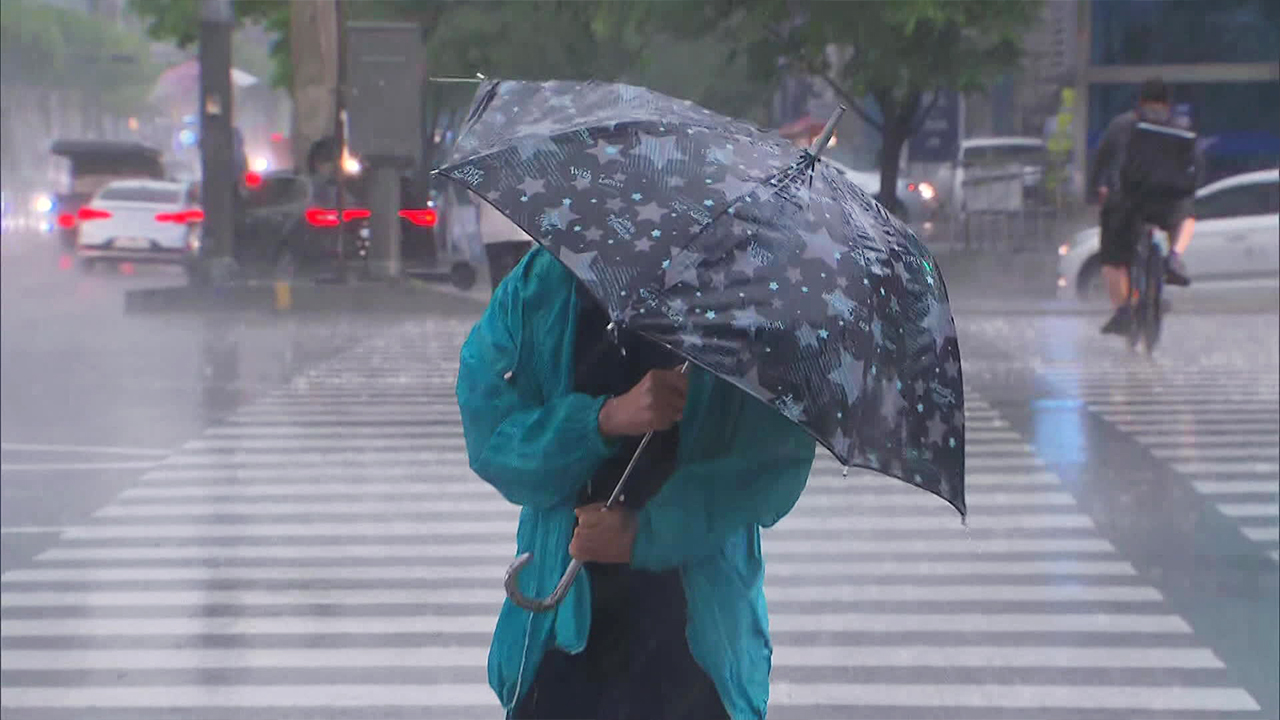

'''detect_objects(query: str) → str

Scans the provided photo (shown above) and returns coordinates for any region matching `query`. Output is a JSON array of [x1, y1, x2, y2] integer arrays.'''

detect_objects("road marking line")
[[2, 560, 1137, 584], [0, 644, 1215, 671], [1149, 446, 1280, 461], [34, 537, 1115, 562], [0, 442, 170, 456], [1217, 502, 1279, 518], [96, 492, 1076, 517], [1137, 434, 1279, 446], [0, 684, 497, 709], [0, 461, 159, 471], [37, 515, 1090, 539], [1192, 480, 1279, 494], [0, 612, 1192, 637], [1241, 525, 1280, 542], [767, 683, 1258, 711], [0, 584, 1160, 609], [1171, 461, 1279, 475], [0, 526, 69, 535]]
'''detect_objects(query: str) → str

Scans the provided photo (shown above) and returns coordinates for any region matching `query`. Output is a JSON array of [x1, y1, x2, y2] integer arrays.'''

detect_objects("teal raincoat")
[[456, 247, 817, 719]]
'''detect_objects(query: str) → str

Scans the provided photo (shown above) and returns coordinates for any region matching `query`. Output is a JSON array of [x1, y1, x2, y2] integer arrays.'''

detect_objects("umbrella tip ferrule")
[[807, 106, 847, 160]]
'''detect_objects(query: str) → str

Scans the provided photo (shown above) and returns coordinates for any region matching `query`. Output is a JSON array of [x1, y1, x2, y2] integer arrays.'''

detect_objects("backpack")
[[1121, 113, 1199, 202]]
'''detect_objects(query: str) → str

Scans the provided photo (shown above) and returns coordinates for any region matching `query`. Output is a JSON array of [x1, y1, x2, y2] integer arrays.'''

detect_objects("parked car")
[[1057, 168, 1280, 300], [74, 180, 202, 272], [233, 170, 446, 282], [49, 140, 167, 251]]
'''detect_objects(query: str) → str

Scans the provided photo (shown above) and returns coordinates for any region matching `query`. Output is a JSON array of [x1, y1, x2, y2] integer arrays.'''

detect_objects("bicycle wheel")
[[1141, 240, 1164, 354], [1127, 239, 1146, 351]]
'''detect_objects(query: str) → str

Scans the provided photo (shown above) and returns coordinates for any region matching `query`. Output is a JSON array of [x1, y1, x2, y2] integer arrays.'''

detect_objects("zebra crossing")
[[1, 320, 1267, 718], [1037, 362, 1280, 564]]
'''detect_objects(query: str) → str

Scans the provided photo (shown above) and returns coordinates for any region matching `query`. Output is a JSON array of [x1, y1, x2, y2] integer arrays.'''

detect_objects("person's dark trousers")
[[512, 566, 730, 720]]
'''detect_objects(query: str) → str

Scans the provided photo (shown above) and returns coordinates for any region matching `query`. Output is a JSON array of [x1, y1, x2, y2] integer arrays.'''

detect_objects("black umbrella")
[[439, 80, 964, 612]]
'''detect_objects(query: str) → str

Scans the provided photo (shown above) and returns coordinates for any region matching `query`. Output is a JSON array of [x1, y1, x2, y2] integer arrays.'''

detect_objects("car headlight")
[[250, 156, 270, 173], [1058, 243, 1071, 257], [916, 182, 936, 201], [32, 194, 54, 214]]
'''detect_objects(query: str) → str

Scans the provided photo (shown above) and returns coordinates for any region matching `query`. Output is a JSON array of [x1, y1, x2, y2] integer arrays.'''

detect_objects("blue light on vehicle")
[[178, 128, 197, 148]]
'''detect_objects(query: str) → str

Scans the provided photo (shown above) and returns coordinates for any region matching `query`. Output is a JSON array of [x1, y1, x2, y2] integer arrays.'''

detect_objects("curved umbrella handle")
[[504, 553, 584, 612], [501, 361, 688, 613]]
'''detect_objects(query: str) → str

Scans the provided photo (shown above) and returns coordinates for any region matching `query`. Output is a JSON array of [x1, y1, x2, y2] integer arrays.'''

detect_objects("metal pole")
[[368, 165, 402, 279], [197, 0, 238, 285], [333, 0, 349, 282]]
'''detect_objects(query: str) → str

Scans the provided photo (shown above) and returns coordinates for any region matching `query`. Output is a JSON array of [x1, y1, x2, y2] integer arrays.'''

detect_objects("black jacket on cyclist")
[[1090, 106, 1204, 207]]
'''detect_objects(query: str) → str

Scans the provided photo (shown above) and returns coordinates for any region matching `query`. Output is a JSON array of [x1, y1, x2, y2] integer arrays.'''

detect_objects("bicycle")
[[1127, 224, 1164, 355]]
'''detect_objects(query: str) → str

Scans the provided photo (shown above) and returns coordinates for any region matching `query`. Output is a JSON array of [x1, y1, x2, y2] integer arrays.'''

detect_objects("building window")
[[1091, 0, 1280, 66]]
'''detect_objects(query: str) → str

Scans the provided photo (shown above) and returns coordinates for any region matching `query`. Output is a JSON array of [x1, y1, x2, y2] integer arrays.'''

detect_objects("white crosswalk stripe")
[[1039, 363, 1280, 565], [0, 321, 1263, 719]]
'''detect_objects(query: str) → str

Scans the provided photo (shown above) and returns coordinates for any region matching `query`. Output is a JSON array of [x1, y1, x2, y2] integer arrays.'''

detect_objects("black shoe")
[[1101, 306, 1133, 335], [1165, 253, 1191, 287]]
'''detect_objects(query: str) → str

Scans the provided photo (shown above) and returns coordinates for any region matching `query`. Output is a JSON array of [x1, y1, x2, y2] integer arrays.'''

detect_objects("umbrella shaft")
[[601, 360, 690, 510]]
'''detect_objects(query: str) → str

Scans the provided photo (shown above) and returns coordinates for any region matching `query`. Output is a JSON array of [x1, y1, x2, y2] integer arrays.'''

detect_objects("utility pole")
[[333, 0, 350, 282], [196, 0, 238, 285]]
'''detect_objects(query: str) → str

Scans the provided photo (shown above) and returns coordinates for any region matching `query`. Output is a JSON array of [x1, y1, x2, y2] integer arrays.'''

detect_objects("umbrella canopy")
[[440, 80, 964, 516], [150, 59, 259, 105]]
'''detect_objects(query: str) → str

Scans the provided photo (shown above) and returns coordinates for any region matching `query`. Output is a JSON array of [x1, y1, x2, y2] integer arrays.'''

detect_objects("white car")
[[74, 180, 203, 271], [823, 158, 940, 224], [1058, 169, 1280, 300]]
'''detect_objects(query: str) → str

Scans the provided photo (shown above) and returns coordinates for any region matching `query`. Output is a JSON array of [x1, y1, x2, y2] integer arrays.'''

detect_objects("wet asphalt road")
[[2, 230, 1278, 719]]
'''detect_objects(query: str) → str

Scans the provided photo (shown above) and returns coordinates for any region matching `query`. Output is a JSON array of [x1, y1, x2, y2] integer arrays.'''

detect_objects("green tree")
[[643, 0, 1042, 212], [2, 0, 159, 113]]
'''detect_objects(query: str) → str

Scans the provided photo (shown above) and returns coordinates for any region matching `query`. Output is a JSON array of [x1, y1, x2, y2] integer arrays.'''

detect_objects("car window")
[[97, 186, 183, 204], [1195, 180, 1280, 220]]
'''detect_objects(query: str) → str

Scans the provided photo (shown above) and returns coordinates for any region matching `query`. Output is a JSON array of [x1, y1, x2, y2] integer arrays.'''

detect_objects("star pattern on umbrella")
[[635, 202, 666, 224], [586, 139, 624, 165], [828, 349, 865, 403], [731, 306, 768, 334], [663, 248, 703, 288], [800, 226, 844, 270], [559, 247, 598, 283]]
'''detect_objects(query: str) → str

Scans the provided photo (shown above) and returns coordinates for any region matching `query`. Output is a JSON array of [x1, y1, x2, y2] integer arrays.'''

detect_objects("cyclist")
[[1089, 77, 1200, 335]]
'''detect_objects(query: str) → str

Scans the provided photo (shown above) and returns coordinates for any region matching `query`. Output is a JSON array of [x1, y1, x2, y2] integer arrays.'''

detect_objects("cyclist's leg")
[[1162, 198, 1195, 285], [1099, 200, 1139, 334]]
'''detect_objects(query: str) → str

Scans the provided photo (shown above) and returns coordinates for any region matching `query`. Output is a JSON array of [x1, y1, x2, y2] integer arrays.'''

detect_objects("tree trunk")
[[289, 0, 339, 171], [872, 89, 902, 216], [874, 88, 925, 220]]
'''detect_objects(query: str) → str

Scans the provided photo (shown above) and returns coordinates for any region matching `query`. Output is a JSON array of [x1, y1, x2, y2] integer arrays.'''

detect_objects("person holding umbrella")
[[448, 80, 966, 720], [458, 249, 817, 719]]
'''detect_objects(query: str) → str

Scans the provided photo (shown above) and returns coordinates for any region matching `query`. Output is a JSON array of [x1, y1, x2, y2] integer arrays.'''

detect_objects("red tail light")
[[57, 213, 77, 229], [156, 209, 204, 224], [399, 209, 438, 227], [243, 171, 263, 189], [305, 208, 369, 226], [77, 207, 112, 221], [305, 208, 341, 227]]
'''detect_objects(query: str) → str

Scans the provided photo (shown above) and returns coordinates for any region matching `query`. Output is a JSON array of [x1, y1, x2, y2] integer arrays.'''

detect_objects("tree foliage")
[[640, 0, 1042, 209], [1, 0, 159, 113]]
